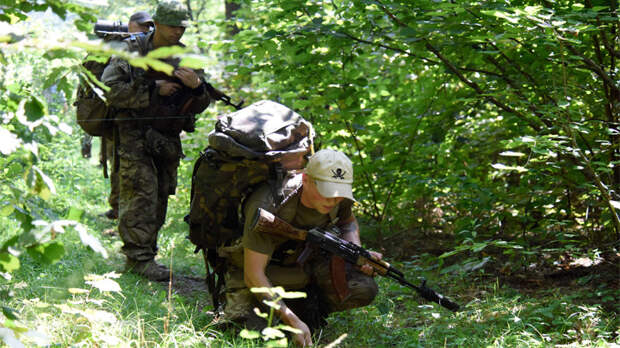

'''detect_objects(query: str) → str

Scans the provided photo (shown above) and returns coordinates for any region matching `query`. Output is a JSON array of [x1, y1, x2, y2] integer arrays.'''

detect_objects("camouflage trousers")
[[222, 254, 378, 328], [116, 125, 182, 261]]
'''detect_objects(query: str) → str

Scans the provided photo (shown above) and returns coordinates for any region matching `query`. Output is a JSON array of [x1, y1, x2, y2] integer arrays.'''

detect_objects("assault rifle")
[[145, 57, 244, 111], [250, 208, 461, 312]]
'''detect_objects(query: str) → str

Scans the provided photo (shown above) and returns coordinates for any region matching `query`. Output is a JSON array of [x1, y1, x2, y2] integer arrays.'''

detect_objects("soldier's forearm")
[[339, 218, 361, 246]]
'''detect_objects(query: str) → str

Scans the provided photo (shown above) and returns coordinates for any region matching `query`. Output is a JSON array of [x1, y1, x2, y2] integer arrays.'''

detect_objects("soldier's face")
[[129, 21, 151, 33], [300, 174, 344, 214], [154, 22, 186, 45]]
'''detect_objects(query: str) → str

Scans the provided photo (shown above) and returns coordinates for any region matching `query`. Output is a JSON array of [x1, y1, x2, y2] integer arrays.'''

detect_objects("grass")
[[1, 129, 618, 347]]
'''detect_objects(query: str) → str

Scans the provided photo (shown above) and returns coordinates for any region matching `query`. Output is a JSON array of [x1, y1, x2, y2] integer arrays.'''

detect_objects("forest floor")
[[166, 235, 620, 312], [2, 136, 618, 347], [379, 231, 620, 313]]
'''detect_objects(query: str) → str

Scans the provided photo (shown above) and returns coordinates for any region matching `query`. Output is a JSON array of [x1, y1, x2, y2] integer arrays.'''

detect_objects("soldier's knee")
[[347, 275, 379, 308]]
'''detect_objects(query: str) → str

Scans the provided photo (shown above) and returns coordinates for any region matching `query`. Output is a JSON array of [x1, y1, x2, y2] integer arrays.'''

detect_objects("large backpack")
[[74, 32, 149, 137], [185, 100, 315, 309]]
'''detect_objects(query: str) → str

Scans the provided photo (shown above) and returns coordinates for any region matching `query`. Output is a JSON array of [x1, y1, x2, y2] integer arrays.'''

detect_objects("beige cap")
[[305, 149, 355, 202]]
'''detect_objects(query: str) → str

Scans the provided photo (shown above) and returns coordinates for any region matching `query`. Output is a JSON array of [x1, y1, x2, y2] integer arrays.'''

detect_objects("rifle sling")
[[330, 255, 350, 303]]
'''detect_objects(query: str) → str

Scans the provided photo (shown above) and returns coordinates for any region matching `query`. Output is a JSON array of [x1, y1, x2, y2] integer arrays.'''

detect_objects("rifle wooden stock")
[[250, 208, 308, 241]]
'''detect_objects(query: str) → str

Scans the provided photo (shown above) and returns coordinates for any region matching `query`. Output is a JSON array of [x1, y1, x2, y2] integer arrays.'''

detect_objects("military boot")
[[125, 259, 171, 281]]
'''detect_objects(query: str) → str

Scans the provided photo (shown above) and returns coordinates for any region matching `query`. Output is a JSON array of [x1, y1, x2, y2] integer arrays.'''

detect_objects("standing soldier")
[[128, 11, 154, 33], [101, 11, 154, 222], [101, 0, 211, 280]]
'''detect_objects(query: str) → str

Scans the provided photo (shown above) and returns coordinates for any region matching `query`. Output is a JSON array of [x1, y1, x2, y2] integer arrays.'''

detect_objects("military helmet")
[[153, 0, 191, 27]]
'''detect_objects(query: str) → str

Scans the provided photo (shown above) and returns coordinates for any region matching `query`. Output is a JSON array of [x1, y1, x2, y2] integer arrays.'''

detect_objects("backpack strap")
[[274, 172, 339, 224], [274, 172, 302, 220]]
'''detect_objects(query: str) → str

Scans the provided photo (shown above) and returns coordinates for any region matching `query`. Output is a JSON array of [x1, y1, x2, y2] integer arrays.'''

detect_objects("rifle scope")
[[94, 20, 128, 37]]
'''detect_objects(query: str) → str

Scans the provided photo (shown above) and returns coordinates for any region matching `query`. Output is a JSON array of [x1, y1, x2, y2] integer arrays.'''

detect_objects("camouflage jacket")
[[101, 31, 210, 133]]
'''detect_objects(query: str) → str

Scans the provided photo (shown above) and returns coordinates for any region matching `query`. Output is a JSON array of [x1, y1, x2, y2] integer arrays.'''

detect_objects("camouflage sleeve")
[[100, 56, 153, 109]]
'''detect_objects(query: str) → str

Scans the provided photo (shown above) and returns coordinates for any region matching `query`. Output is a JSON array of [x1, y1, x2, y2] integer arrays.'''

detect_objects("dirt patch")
[[157, 274, 211, 310]]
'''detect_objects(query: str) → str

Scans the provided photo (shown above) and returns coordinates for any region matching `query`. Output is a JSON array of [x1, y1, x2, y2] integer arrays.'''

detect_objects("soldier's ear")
[[302, 173, 310, 185]]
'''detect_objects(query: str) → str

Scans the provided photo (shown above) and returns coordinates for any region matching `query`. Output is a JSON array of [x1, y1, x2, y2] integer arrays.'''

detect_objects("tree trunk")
[[225, 1, 241, 37]]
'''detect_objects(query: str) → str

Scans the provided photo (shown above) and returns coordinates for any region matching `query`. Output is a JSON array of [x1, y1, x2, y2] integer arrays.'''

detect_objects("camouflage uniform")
[[101, 1, 210, 273], [220, 174, 378, 329]]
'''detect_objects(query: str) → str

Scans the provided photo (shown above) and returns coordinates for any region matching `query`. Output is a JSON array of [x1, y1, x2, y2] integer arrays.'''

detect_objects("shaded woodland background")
[[0, 0, 618, 347]]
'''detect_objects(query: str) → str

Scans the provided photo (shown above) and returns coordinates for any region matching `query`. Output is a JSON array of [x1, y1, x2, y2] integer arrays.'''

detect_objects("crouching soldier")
[[221, 149, 380, 346]]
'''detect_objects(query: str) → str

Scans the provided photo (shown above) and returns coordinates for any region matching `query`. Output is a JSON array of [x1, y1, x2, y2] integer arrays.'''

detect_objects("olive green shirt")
[[242, 182, 353, 263]]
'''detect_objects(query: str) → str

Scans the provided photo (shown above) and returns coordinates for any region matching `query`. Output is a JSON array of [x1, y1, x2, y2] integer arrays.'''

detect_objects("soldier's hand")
[[291, 319, 312, 347], [157, 80, 182, 96], [361, 250, 383, 277], [173, 67, 202, 89]]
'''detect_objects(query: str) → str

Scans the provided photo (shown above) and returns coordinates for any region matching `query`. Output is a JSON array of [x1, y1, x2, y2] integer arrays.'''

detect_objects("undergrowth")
[[1, 128, 618, 347]]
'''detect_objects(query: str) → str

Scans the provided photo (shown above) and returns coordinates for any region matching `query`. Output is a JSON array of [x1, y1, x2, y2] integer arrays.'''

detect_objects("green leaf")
[[146, 45, 188, 59], [262, 300, 281, 310], [439, 249, 461, 259], [179, 54, 209, 69], [261, 327, 285, 340], [275, 290, 307, 299], [0, 252, 20, 272], [480, 10, 519, 24], [472, 242, 488, 252], [43, 67, 66, 90], [491, 163, 528, 173], [239, 329, 261, 339], [73, 18, 91, 32], [253, 307, 269, 319], [265, 338, 288, 347], [274, 324, 302, 334], [65, 207, 84, 222], [263, 30, 278, 39], [250, 287, 276, 295], [2, 307, 19, 320], [76, 225, 108, 258], [499, 151, 525, 157], [1, 235, 19, 250], [13, 207, 34, 234], [24, 96, 46, 121], [141, 58, 175, 75], [26, 241, 65, 265], [57, 76, 74, 101], [28, 166, 56, 201], [87, 278, 121, 293], [68, 288, 90, 295]]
